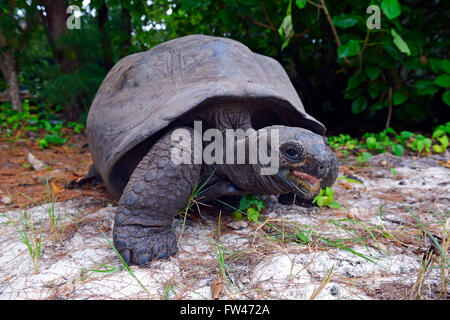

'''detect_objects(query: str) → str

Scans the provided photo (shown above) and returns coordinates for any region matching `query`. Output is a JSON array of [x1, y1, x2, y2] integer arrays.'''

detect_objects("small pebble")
[[228, 220, 248, 230], [27, 152, 46, 171], [1, 196, 13, 205]]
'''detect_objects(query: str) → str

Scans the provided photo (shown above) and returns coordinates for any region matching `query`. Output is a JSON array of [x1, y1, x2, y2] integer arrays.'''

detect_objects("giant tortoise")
[[86, 35, 338, 266]]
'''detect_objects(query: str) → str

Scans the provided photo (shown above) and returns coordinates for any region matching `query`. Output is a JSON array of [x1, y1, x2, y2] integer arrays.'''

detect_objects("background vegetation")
[[0, 0, 449, 136]]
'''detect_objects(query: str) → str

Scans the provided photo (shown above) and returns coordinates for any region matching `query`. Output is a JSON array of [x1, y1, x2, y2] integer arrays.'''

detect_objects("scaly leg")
[[113, 128, 201, 266]]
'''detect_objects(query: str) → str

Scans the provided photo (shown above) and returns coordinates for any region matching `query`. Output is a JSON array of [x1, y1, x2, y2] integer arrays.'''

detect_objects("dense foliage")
[[0, 0, 449, 134]]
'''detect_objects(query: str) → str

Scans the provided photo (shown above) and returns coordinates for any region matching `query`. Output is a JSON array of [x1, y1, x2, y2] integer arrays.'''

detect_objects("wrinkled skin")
[[113, 105, 338, 266]]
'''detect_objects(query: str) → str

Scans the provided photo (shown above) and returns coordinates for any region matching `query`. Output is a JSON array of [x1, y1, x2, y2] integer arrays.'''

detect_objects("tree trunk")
[[41, 0, 77, 73], [97, 1, 114, 72], [0, 50, 22, 112], [120, 2, 132, 58], [40, 0, 82, 120]]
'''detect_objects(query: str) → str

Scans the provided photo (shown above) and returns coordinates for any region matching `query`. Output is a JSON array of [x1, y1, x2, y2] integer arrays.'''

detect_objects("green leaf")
[[332, 14, 359, 29], [232, 211, 244, 220], [286, 0, 292, 15], [338, 40, 361, 58], [441, 59, 450, 74], [432, 129, 445, 139], [22, 162, 31, 169], [344, 87, 362, 99], [181, 0, 211, 9], [219, 10, 231, 27], [246, 207, 259, 223], [239, 195, 253, 211], [324, 187, 334, 198], [437, 134, 449, 148], [393, 91, 408, 105], [368, 83, 383, 98], [351, 96, 367, 114], [429, 58, 442, 73], [415, 80, 439, 96], [295, 230, 309, 243], [295, 0, 306, 9], [37, 138, 49, 149], [369, 101, 385, 111], [400, 131, 415, 139], [278, 0, 294, 50], [432, 145, 445, 153], [337, 176, 361, 184], [43, 120, 52, 131], [381, 0, 402, 20], [366, 137, 378, 149], [313, 189, 325, 205], [362, 151, 372, 162], [44, 134, 67, 145], [434, 74, 450, 88], [347, 72, 366, 89], [391, 29, 411, 56], [391, 143, 405, 156], [337, 176, 362, 184], [279, 15, 293, 50], [385, 127, 397, 135], [316, 196, 331, 207], [366, 65, 381, 80], [328, 201, 342, 209], [443, 91, 450, 106]]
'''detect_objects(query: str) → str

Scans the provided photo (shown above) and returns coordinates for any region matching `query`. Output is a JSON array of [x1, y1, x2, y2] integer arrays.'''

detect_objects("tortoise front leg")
[[113, 128, 201, 266]]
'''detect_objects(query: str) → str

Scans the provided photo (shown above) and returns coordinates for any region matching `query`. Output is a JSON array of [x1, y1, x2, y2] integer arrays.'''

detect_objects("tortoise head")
[[256, 125, 338, 199]]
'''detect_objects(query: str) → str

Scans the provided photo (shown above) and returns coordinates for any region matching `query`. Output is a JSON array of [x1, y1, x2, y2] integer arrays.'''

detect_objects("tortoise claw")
[[113, 224, 178, 266]]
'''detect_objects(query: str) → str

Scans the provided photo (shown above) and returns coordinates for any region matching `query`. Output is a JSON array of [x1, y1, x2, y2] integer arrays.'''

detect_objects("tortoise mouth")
[[278, 169, 322, 198]]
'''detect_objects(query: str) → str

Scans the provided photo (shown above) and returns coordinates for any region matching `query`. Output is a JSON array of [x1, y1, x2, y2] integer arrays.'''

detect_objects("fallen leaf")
[[438, 160, 450, 169], [339, 180, 352, 190], [347, 208, 361, 220], [71, 172, 80, 181], [347, 212, 359, 220], [51, 182, 63, 194], [211, 278, 224, 300]]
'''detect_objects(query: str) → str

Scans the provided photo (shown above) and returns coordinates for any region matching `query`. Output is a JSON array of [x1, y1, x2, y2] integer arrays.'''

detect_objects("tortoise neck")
[[211, 103, 254, 132]]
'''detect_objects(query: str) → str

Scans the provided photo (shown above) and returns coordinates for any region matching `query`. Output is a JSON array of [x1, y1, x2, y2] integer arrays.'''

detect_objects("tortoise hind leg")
[[66, 165, 103, 189], [113, 128, 201, 266]]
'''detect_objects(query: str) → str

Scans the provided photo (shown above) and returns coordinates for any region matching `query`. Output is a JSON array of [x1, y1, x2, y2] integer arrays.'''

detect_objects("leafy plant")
[[329, 122, 449, 158], [0, 100, 84, 148], [411, 134, 432, 156], [3, 211, 43, 273], [431, 123, 450, 154], [313, 187, 342, 209], [232, 194, 265, 223], [357, 151, 372, 165]]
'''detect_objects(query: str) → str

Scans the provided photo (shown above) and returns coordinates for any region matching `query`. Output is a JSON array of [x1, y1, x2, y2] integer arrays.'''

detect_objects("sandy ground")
[[0, 135, 449, 300]]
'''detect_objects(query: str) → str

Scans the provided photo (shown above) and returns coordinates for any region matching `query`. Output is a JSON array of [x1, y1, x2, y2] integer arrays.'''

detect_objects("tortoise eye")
[[283, 145, 302, 161]]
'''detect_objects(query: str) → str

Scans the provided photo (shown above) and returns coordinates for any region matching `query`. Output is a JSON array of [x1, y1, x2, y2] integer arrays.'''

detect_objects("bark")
[[0, 49, 22, 112], [40, 0, 76, 73], [40, 0, 81, 120], [119, 2, 132, 58], [97, 1, 114, 71]]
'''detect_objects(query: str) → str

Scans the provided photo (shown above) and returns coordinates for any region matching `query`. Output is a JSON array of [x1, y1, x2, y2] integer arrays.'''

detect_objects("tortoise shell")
[[86, 34, 325, 198]]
